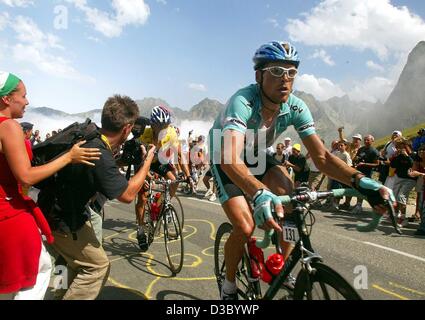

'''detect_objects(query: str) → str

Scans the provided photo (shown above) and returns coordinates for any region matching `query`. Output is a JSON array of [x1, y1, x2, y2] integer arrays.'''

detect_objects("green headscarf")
[[0, 72, 21, 97]]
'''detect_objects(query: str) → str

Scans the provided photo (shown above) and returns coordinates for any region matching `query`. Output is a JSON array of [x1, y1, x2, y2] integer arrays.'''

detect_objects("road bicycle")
[[143, 176, 186, 274], [214, 187, 399, 300]]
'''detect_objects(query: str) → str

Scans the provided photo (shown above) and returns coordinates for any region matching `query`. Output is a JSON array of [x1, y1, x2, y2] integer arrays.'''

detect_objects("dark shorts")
[[210, 153, 283, 204], [150, 161, 175, 177]]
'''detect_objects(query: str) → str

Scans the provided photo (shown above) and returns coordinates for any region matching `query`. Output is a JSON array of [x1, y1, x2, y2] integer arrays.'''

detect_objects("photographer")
[[38, 95, 156, 300]]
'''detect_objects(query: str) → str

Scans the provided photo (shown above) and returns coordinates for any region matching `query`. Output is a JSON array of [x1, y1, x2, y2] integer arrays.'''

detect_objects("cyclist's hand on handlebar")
[[354, 176, 396, 214], [374, 186, 396, 214], [253, 189, 283, 233]]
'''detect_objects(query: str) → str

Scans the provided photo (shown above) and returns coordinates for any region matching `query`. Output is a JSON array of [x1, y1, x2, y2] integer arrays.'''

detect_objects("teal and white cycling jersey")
[[208, 84, 316, 159]]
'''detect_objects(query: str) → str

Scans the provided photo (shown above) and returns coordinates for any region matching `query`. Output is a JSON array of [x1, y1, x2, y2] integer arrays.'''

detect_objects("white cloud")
[[286, 0, 425, 61], [348, 76, 394, 103], [10, 15, 92, 82], [156, 0, 167, 4], [0, 0, 33, 7], [295, 74, 346, 100], [310, 49, 335, 66], [0, 12, 9, 30], [266, 18, 280, 29], [366, 60, 384, 72], [66, 0, 150, 38], [188, 83, 207, 92], [87, 35, 102, 43]]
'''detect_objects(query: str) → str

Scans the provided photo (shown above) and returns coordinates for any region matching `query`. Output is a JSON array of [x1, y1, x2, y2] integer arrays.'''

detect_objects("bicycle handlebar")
[[152, 177, 187, 186], [255, 188, 400, 249]]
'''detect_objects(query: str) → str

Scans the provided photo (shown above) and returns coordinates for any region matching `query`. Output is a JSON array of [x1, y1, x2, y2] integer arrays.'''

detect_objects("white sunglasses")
[[262, 66, 298, 79]]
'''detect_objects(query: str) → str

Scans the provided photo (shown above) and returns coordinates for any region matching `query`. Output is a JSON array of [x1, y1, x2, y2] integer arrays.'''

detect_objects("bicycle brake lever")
[[385, 199, 402, 235]]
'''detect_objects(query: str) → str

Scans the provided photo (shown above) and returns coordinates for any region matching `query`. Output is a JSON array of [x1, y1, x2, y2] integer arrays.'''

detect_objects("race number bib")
[[282, 222, 299, 244]]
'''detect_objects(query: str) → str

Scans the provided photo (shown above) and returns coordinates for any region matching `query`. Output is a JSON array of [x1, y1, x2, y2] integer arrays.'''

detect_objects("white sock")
[[222, 278, 237, 294]]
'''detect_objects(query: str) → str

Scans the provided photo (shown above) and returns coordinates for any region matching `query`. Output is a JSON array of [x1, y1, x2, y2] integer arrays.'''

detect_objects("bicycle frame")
[[261, 201, 320, 300], [146, 177, 186, 230], [240, 188, 399, 299]]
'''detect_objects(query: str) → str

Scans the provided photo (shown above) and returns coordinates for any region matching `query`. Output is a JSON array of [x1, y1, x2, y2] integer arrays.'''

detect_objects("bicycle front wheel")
[[163, 205, 184, 274], [213, 223, 261, 300], [293, 262, 362, 300], [171, 195, 184, 229]]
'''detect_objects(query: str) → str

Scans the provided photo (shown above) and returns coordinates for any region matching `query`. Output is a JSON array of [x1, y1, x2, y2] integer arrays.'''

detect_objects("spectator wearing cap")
[[286, 143, 310, 188], [350, 135, 380, 214], [338, 127, 362, 161], [283, 137, 293, 158], [380, 130, 403, 188], [413, 128, 425, 152], [391, 137, 416, 228]]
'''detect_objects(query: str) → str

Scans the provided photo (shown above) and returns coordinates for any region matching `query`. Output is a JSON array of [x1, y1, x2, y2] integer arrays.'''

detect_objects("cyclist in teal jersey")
[[208, 41, 396, 300]]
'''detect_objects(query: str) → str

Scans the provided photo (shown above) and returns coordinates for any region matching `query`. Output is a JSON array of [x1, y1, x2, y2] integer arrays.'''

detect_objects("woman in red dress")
[[0, 72, 101, 299]]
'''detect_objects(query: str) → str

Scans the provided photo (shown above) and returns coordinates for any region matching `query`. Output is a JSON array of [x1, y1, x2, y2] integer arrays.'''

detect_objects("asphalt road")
[[95, 192, 425, 300]]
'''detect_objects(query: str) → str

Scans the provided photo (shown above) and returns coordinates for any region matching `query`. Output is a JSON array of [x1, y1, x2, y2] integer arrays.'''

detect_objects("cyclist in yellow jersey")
[[135, 105, 190, 251]]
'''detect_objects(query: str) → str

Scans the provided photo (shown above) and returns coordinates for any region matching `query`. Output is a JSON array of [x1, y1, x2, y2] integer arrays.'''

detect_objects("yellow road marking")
[[372, 284, 409, 300], [108, 276, 148, 300], [106, 216, 219, 299], [180, 253, 202, 268], [144, 276, 161, 299], [183, 224, 197, 240], [389, 282, 425, 296], [202, 246, 214, 257], [186, 219, 217, 240], [103, 228, 133, 240]]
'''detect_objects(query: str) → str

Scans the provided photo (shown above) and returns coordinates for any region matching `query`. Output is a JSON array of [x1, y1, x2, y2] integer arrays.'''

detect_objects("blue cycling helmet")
[[253, 41, 300, 70], [151, 105, 172, 125]]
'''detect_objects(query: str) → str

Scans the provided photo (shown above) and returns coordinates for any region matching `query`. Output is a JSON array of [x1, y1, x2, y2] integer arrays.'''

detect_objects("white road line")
[[320, 231, 425, 263], [363, 242, 425, 263], [183, 197, 222, 207]]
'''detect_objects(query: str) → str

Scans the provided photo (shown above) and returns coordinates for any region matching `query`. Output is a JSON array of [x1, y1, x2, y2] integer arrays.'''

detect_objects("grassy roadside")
[[373, 122, 425, 150]]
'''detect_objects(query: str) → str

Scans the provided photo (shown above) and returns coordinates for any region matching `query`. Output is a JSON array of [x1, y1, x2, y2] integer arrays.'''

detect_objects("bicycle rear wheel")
[[214, 223, 261, 300], [163, 205, 184, 274], [293, 262, 362, 300]]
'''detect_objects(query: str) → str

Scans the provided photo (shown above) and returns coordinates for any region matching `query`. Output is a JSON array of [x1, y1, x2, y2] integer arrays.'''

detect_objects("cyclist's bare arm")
[[302, 134, 358, 186], [220, 130, 266, 198], [220, 130, 282, 231]]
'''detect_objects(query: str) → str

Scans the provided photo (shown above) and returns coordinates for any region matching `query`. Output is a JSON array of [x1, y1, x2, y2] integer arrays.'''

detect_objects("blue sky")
[[0, 0, 424, 113]]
